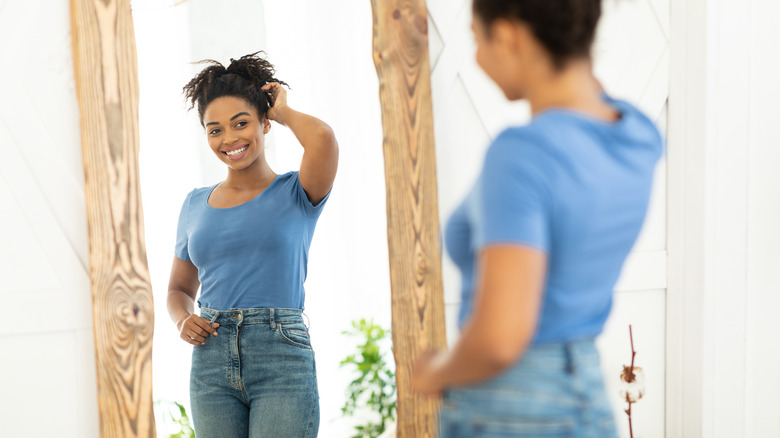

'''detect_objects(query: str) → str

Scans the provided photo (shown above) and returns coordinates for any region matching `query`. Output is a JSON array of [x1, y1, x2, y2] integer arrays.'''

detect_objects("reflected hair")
[[472, 0, 601, 69], [183, 51, 289, 126]]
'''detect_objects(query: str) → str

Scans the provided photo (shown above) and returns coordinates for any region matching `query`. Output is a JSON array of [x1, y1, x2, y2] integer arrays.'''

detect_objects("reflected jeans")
[[190, 307, 319, 438], [439, 339, 618, 438]]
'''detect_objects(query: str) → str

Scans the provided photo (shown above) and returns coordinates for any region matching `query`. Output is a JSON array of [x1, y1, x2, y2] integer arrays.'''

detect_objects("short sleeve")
[[174, 191, 192, 261], [292, 172, 331, 217], [476, 130, 552, 252]]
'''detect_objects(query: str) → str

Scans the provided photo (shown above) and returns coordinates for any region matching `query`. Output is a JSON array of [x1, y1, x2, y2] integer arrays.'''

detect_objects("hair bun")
[[225, 51, 288, 88]]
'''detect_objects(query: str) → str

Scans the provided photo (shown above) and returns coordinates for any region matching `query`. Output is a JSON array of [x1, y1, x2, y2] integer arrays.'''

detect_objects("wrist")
[[429, 352, 451, 390], [272, 104, 293, 126], [175, 312, 191, 331]]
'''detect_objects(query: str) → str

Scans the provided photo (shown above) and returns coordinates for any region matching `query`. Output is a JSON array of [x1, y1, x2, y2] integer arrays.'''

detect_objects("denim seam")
[[304, 363, 318, 438]]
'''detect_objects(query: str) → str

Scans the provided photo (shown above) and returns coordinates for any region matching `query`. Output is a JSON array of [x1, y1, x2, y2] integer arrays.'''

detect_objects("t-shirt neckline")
[[204, 173, 281, 210], [533, 95, 629, 128]]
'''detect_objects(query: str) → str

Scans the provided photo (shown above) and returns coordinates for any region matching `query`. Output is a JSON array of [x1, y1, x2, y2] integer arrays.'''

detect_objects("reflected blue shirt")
[[444, 96, 663, 343], [175, 171, 329, 310]]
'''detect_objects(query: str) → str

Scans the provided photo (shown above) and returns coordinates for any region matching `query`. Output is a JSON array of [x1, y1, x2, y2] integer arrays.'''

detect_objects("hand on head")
[[262, 82, 289, 125]]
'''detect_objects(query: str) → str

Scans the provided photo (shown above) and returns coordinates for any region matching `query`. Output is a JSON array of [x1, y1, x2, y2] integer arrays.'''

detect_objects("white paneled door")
[[428, 1, 669, 437]]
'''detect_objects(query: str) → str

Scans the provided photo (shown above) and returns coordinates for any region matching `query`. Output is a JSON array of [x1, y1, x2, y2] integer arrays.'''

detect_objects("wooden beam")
[[370, 1, 447, 436], [70, 0, 155, 436]]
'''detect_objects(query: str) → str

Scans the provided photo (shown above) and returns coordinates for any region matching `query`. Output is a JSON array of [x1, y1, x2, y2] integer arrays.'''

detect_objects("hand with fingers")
[[262, 82, 289, 125], [177, 314, 219, 346]]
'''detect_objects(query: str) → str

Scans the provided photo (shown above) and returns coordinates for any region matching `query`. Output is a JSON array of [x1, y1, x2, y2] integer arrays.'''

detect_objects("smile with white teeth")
[[225, 146, 248, 156]]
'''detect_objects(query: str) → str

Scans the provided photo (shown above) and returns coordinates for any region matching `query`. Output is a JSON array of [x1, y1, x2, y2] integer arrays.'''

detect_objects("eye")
[[235, 121, 248, 128], [208, 128, 221, 136]]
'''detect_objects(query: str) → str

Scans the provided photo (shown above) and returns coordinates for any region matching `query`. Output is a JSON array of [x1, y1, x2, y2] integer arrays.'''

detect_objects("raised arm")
[[262, 82, 339, 204]]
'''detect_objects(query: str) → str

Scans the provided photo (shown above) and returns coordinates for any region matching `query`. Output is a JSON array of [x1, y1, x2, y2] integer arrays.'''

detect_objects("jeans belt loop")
[[269, 308, 275, 329], [564, 342, 575, 375]]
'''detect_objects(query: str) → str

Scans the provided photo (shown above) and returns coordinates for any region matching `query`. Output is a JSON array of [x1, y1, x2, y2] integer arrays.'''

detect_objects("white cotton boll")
[[619, 365, 645, 403]]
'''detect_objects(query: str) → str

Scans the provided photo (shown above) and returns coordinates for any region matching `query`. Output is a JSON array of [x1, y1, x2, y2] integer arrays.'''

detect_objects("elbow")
[[316, 125, 338, 150], [464, 313, 536, 372], [481, 333, 532, 370], [488, 343, 528, 370]]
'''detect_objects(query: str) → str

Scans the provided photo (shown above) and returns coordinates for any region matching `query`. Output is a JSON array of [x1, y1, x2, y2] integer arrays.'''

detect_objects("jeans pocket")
[[277, 323, 312, 350]]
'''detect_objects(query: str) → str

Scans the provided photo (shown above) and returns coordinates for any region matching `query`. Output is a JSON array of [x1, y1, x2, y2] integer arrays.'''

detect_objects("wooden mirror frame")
[[71, 0, 155, 436], [371, 0, 447, 436]]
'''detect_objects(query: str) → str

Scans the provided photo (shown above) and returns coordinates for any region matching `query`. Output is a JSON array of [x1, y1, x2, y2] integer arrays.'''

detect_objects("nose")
[[222, 131, 237, 145]]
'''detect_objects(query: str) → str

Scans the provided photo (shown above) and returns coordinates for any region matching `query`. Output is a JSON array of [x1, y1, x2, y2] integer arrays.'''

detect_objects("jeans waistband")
[[199, 307, 304, 328], [521, 338, 600, 372]]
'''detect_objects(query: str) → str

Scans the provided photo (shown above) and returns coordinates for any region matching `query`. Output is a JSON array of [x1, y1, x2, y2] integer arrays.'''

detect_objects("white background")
[[0, 0, 778, 437]]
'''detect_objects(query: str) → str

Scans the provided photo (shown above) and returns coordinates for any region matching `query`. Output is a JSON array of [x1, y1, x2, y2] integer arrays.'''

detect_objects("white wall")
[[743, 2, 780, 431], [0, 0, 99, 437], [667, 0, 780, 436]]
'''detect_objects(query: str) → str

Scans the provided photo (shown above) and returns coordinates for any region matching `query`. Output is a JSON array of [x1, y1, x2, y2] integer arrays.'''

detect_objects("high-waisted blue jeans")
[[190, 307, 319, 438], [439, 339, 618, 438]]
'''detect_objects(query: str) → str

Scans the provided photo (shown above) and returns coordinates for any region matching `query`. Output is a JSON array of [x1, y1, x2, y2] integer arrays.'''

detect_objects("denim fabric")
[[439, 339, 617, 438], [190, 307, 319, 438]]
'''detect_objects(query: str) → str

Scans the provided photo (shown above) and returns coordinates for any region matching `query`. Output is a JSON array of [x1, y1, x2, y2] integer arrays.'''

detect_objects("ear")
[[262, 117, 271, 134], [490, 18, 522, 53]]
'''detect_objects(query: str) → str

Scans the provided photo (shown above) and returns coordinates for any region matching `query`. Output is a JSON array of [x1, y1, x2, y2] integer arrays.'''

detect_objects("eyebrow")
[[205, 112, 251, 127]]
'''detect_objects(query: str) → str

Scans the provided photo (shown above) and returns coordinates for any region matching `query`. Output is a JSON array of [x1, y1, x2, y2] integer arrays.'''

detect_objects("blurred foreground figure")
[[410, 1, 662, 437]]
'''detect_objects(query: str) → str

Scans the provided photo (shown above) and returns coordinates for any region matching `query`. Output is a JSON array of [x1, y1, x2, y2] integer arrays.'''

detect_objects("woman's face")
[[202, 96, 271, 171]]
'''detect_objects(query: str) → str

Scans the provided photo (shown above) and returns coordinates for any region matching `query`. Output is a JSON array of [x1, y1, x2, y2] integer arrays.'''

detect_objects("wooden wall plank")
[[70, 0, 155, 436], [370, 1, 447, 436]]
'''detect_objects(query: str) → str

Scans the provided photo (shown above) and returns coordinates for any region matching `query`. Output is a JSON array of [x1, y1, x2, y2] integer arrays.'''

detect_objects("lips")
[[221, 144, 249, 160]]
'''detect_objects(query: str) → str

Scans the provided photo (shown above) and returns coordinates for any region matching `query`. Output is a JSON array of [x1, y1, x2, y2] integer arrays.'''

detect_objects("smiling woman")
[[166, 52, 338, 438]]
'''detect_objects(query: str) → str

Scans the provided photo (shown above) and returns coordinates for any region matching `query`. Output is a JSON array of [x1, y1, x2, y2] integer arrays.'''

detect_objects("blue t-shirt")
[[445, 96, 663, 344], [175, 171, 329, 310]]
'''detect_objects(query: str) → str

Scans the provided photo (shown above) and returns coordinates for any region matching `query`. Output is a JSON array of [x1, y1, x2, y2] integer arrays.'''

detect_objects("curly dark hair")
[[472, 0, 601, 69], [183, 51, 289, 126]]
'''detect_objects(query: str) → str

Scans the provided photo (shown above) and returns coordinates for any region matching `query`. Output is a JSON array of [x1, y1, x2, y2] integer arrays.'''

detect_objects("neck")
[[524, 60, 614, 120], [224, 157, 276, 189]]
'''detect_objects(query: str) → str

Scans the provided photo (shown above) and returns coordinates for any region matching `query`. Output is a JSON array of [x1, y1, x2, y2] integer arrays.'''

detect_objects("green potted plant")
[[154, 399, 195, 438], [340, 318, 397, 438]]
